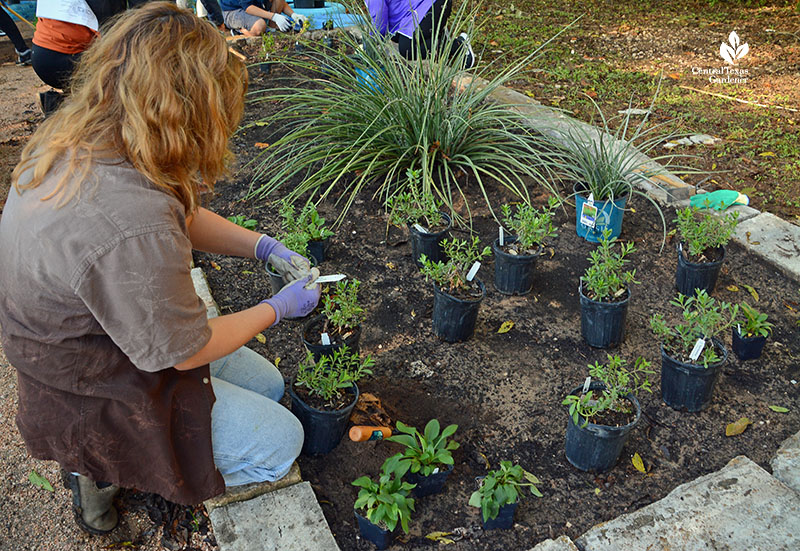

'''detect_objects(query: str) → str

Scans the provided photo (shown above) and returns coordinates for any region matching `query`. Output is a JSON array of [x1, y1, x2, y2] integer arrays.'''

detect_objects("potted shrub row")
[[563, 354, 653, 472], [733, 303, 773, 361], [493, 198, 558, 295], [289, 346, 373, 454], [469, 461, 543, 530]]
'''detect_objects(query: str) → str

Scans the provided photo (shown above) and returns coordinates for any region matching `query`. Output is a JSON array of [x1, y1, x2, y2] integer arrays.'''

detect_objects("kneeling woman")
[[0, 2, 319, 535]]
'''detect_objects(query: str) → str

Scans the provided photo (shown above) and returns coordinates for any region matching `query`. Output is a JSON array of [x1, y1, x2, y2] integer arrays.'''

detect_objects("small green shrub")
[[322, 279, 364, 333], [675, 206, 738, 258], [352, 471, 415, 533], [387, 170, 443, 228], [738, 303, 773, 338], [581, 229, 638, 301], [280, 200, 334, 242], [468, 461, 542, 522], [420, 236, 490, 294], [650, 290, 738, 367], [382, 419, 459, 478], [500, 197, 559, 251], [294, 346, 373, 404], [227, 215, 258, 231], [562, 354, 654, 427]]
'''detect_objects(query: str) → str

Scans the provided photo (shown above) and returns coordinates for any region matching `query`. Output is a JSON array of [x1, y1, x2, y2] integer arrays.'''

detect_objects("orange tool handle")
[[349, 426, 393, 442]]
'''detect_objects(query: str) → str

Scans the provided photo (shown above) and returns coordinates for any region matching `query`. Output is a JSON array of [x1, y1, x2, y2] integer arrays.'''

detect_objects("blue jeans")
[[210, 347, 303, 486]]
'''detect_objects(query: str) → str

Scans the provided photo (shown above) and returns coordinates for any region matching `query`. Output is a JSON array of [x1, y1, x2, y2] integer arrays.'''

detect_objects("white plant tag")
[[738, 323, 742, 335], [689, 338, 706, 362], [321, 333, 331, 346], [583, 376, 592, 393], [466, 261, 481, 282], [432, 467, 440, 474], [580, 201, 598, 228], [413, 223, 428, 234], [499, 226, 505, 246], [587, 193, 595, 205]]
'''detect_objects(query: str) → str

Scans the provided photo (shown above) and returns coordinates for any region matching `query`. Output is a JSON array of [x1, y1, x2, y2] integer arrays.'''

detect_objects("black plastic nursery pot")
[[579, 282, 630, 349], [432, 279, 485, 343], [302, 314, 362, 361], [492, 237, 541, 295], [482, 502, 518, 531], [675, 243, 725, 297], [564, 382, 641, 473], [306, 238, 330, 265], [406, 464, 454, 498], [732, 328, 767, 361], [289, 381, 359, 455], [258, 62, 272, 75], [294, 0, 315, 8], [354, 512, 393, 550], [660, 341, 727, 412], [409, 212, 452, 267]]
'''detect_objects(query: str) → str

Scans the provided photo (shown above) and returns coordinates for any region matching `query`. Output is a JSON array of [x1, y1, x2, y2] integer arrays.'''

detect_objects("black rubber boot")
[[62, 471, 120, 535]]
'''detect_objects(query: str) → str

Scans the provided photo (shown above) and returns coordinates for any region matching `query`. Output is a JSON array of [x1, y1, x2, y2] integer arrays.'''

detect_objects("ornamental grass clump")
[[650, 290, 738, 367], [247, 2, 570, 224], [581, 229, 638, 302]]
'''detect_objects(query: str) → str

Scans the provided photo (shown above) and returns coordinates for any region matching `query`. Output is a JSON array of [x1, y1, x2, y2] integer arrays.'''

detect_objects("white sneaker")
[[456, 32, 476, 70]]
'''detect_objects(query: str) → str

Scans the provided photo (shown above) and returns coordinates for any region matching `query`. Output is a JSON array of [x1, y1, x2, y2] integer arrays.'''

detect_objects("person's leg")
[[199, 0, 224, 28], [31, 44, 80, 90], [223, 9, 266, 36], [396, 0, 450, 61], [0, 6, 31, 62], [210, 347, 303, 486]]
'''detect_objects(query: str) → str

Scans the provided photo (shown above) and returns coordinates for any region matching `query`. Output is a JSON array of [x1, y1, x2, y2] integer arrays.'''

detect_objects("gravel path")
[[0, 344, 216, 551]]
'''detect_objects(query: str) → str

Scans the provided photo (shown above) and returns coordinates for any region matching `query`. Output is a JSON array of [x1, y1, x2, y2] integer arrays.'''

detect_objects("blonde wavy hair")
[[12, 1, 247, 213]]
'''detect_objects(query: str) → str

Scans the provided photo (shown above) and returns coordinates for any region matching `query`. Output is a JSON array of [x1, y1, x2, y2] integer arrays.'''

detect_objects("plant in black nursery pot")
[[279, 200, 334, 264], [493, 198, 558, 295], [420, 236, 491, 343], [382, 419, 459, 497], [651, 290, 738, 412], [674, 205, 738, 296], [579, 229, 638, 348], [352, 470, 416, 550], [303, 279, 364, 360], [562, 354, 653, 472], [265, 229, 315, 297], [259, 31, 275, 74], [732, 303, 773, 361], [469, 461, 542, 531], [289, 346, 373, 454], [387, 170, 452, 267]]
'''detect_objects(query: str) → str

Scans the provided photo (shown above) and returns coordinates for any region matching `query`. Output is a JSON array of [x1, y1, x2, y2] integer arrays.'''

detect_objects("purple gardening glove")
[[255, 234, 312, 283], [261, 269, 321, 324]]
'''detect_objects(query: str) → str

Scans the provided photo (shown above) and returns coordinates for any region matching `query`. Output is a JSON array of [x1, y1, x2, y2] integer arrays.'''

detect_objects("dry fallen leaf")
[[210, 261, 221, 271], [498, 321, 514, 334], [769, 405, 789, 413], [386, 262, 396, 270], [725, 417, 752, 436], [758, 151, 776, 157], [254, 142, 270, 149], [631, 452, 647, 473], [742, 284, 759, 302], [426, 531, 455, 544], [727, 285, 740, 292], [255, 333, 266, 344]]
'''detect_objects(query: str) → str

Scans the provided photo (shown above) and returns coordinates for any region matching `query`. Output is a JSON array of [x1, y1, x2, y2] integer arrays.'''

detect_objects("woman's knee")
[[251, 17, 267, 35]]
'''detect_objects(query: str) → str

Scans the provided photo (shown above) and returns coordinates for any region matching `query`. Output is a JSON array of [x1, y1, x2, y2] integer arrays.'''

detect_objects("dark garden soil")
[[194, 50, 800, 551]]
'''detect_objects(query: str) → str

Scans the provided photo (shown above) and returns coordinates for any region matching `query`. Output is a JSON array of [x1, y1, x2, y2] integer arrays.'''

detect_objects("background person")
[[220, 0, 307, 36], [366, 0, 475, 68], [0, 0, 32, 64], [0, 2, 317, 535]]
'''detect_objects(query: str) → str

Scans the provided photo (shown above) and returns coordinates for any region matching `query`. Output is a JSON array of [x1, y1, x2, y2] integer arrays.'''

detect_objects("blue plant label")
[[413, 223, 428, 234], [321, 332, 331, 346], [499, 226, 505, 246], [583, 376, 591, 393], [689, 338, 705, 362], [466, 261, 481, 282], [580, 202, 598, 228]]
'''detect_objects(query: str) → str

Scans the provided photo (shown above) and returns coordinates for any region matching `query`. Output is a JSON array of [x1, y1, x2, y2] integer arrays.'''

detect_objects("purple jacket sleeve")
[[366, 0, 389, 35]]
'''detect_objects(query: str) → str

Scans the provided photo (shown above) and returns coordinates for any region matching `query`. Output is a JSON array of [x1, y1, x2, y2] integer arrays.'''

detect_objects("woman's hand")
[[254, 235, 312, 282], [262, 270, 321, 324]]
